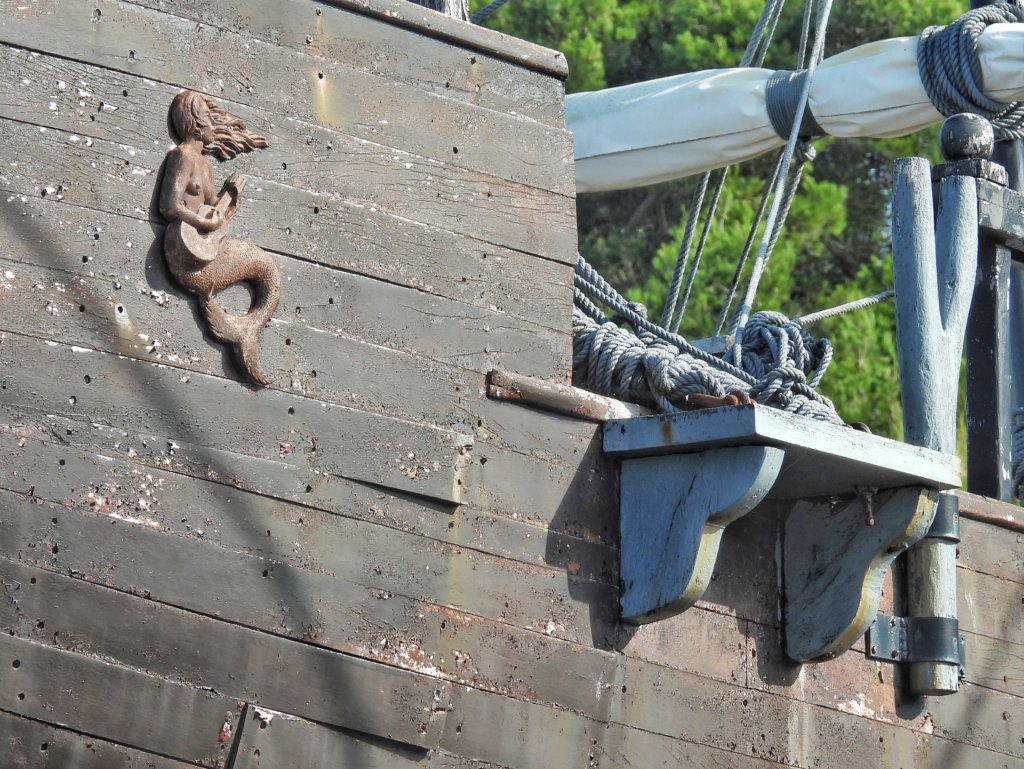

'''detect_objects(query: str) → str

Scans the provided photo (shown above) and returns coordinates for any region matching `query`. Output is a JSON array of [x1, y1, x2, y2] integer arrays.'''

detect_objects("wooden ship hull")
[[0, 1, 1022, 767]]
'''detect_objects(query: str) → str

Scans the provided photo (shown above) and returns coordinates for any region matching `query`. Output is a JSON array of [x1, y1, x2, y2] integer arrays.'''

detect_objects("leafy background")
[[476, 0, 965, 444]]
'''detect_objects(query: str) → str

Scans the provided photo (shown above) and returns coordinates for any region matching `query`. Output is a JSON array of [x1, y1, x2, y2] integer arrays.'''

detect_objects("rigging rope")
[[918, 1, 1024, 141], [574, 255, 843, 423]]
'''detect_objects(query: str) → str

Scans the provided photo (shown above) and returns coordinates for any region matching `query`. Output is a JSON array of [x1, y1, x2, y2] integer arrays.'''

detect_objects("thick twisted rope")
[[918, 2, 1024, 141], [574, 255, 843, 422]]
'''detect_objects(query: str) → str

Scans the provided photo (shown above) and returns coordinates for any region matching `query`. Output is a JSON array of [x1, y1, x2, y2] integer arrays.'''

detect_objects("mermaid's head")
[[170, 90, 268, 160]]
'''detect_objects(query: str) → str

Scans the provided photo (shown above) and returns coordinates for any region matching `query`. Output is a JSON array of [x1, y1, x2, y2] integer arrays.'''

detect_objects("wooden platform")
[[1, 2, 1023, 768]]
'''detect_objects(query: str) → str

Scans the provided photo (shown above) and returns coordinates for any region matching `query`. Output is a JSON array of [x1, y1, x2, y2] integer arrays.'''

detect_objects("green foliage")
[[477, 0, 970, 440]]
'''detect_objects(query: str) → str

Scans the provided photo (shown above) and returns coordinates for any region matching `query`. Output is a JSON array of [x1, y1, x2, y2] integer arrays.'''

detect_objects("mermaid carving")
[[160, 90, 281, 386]]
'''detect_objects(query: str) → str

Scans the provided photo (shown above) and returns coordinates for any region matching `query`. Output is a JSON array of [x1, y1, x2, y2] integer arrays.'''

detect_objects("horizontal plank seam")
[[0, 100, 576, 270], [0, 694, 209, 767], [316, 0, 568, 80], [956, 562, 1024, 588], [6, 552, 1020, 765], [120, 0, 564, 128], [0, 188, 571, 366], [0, 39, 576, 210]]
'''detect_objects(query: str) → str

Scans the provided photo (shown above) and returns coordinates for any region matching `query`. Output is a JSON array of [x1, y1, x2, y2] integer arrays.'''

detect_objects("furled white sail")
[[568, 24, 1024, 193]]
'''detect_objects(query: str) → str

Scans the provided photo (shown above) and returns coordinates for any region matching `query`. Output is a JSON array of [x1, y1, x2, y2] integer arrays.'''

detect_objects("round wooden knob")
[[940, 113, 994, 161]]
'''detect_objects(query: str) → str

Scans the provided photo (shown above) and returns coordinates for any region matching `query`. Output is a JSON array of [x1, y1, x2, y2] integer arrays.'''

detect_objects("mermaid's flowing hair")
[[170, 90, 268, 160]]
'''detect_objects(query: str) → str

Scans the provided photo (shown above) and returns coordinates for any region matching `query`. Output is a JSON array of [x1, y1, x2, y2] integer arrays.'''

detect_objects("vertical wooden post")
[[893, 114, 984, 695]]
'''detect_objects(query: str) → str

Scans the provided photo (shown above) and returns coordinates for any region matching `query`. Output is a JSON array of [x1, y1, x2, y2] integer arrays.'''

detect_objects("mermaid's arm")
[[160, 150, 223, 232]]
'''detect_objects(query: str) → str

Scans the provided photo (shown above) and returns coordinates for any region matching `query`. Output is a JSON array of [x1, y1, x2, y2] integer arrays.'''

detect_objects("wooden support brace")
[[619, 445, 784, 623], [784, 486, 938, 661]]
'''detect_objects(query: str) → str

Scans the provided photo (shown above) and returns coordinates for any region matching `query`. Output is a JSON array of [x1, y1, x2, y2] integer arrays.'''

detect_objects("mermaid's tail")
[[198, 240, 282, 386]]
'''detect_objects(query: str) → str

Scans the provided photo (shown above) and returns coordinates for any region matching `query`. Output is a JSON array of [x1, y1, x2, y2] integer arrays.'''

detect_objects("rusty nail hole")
[[78, 304, 85, 312], [317, 72, 324, 80], [259, 720, 267, 729], [295, 306, 302, 314], [310, 370, 317, 378], [254, 749, 261, 758], [470, 56, 477, 64], [452, 146, 459, 154], [305, 484, 313, 493], [313, 206, 320, 214], [621, 685, 627, 693], [40, 743, 48, 751], [305, 34, 313, 44], [51, 518, 58, 525], [36, 621, 44, 629], [29, 578, 35, 585], [12, 659, 20, 668], [287, 407, 295, 415], [51, 544, 59, 554], [282, 162, 287, 170], [479, 457, 487, 465], [266, 530, 271, 536], [285, 338, 291, 346], [455, 725, 462, 734], [262, 569, 269, 577], [84, 375, 91, 383], [315, 6, 321, 12], [17, 693, 24, 700], [116, 305, 124, 314], [58, 459, 65, 466], [122, 89, 128, 97], [328, 297, 334, 304], [68, 396, 77, 405], [82, 255, 89, 263]]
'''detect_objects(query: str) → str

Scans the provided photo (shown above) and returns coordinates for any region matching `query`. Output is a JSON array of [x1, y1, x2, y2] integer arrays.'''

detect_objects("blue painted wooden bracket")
[[618, 445, 783, 623], [604, 406, 960, 645]]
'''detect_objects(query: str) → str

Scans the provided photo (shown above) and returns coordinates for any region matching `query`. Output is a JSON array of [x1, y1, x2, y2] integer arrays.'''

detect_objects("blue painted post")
[[892, 124, 979, 695]]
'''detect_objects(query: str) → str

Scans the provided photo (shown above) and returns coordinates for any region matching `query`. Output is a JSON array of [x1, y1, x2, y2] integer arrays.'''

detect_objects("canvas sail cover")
[[568, 24, 1024, 192]]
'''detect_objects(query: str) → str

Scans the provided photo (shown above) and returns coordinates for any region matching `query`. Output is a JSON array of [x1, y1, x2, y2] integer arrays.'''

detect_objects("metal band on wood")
[[765, 69, 825, 140]]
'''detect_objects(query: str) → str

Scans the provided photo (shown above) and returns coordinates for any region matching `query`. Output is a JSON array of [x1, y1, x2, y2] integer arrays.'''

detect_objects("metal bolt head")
[[940, 113, 994, 161]]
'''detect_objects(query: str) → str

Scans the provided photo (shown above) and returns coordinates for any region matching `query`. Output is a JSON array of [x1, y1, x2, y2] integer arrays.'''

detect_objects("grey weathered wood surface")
[[0, 40, 574, 323], [0, 331, 471, 504], [892, 157, 976, 695], [619, 446, 783, 623], [2, 1, 1023, 766], [0, 561, 451, 749], [0, 709, 198, 769], [0, 633, 241, 766], [603, 405, 961, 497], [125, 0, 566, 127], [228, 704, 479, 769], [318, 0, 568, 79], [0, 0, 576, 200], [784, 487, 937, 661]]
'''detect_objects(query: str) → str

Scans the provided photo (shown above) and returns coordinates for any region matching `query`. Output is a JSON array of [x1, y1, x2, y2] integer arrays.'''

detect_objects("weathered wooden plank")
[[0, 331, 470, 504], [124, 0, 566, 127], [0, 420, 615, 586], [7, 484, 1018, 769], [0, 42, 576, 274], [0, 709, 197, 769], [916, 736, 1024, 769], [0, 484, 620, 710], [319, 0, 568, 80], [604, 406, 961, 497], [0, 44, 574, 325], [958, 511, 1024, 585], [0, 634, 241, 766], [0, 202, 578, 465], [0, 117, 572, 378], [0, 0, 577, 201], [0, 561, 450, 749], [964, 630, 1024, 701], [0, 434, 612, 651], [958, 566, 1024, 648], [228, 704, 490, 769]]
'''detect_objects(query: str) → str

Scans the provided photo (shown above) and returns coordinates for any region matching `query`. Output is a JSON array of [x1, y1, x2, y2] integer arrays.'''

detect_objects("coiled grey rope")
[[918, 2, 1024, 141], [575, 255, 843, 422], [471, 0, 510, 24]]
